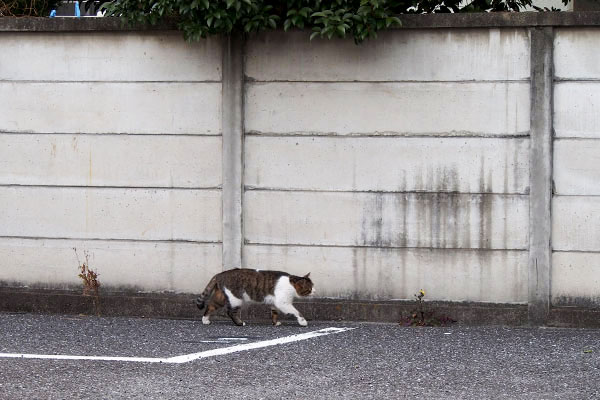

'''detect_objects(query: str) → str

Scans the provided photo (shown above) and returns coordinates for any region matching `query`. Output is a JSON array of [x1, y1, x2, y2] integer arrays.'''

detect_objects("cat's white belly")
[[224, 288, 276, 306], [222, 276, 298, 308]]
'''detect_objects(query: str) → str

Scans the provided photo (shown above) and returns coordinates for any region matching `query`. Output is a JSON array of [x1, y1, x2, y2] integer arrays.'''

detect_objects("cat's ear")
[[304, 273, 311, 279]]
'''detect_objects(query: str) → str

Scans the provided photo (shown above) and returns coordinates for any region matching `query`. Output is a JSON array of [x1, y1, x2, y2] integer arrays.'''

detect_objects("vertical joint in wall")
[[222, 34, 245, 270], [528, 27, 554, 326]]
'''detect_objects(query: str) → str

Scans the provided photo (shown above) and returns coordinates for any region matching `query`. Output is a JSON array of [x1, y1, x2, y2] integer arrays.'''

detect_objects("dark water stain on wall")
[[478, 156, 494, 249], [360, 193, 393, 248], [504, 149, 510, 249], [351, 247, 370, 300], [354, 155, 516, 252]]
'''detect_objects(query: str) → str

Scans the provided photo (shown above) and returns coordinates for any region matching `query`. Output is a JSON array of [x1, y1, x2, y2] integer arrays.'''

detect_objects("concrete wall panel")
[[552, 252, 600, 306], [553, 196, 600, 251], [244, 245, 528, 303], [0, 134, 221, 188], [246, 29, 530, 82], [0, 32, 222, 82], [555, 28, 600, 79], [0, 187, 222, 242], [0, 82, 221, 135], [554, 139, 600, 195], [246, 136, 529, 194], [0, 238, 221, 293], [554, 82, 600, 138], [245, 82, 530, 135], [245, 191, 529, 249]]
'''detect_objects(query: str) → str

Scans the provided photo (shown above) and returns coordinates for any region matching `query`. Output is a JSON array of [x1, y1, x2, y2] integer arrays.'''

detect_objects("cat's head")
[[290, 273, 315, 297]]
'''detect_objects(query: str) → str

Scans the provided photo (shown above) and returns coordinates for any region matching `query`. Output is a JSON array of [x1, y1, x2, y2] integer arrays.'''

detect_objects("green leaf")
[[310, 31, 320, 40], [299, 7, 310, 17], [311, 10, 331, 17]]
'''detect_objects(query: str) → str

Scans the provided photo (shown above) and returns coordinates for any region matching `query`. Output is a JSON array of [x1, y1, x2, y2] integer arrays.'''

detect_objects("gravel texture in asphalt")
[[0, 312, 599, 399]]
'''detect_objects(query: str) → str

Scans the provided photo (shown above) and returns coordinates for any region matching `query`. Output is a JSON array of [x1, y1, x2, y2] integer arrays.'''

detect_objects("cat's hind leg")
[[271, 308, 282, 326], [202, 304, 217, 325], [202, 287, 226, 325], [222, 288, 246, 326], [226, 306, 245, 326]]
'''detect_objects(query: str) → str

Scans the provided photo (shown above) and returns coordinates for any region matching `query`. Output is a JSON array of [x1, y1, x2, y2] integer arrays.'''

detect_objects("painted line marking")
[[0, 327, 355, 364], [166, 327, 354, 364], [199, 337, 250, 343]]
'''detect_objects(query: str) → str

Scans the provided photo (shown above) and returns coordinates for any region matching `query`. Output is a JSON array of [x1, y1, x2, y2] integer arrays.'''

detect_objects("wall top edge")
[[0, 16, 178, 32], [3, 12, 600, 32]]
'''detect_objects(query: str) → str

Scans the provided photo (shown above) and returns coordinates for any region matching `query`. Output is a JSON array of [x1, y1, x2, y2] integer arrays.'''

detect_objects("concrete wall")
[[1, 15, 600, 317], [243, 29, 530, 303], [0, 32, 223, 293], [552, 28, 600, 306]]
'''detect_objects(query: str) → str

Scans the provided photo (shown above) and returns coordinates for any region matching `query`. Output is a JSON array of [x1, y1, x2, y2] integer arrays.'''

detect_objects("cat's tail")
[[195, 276, 217, 310]]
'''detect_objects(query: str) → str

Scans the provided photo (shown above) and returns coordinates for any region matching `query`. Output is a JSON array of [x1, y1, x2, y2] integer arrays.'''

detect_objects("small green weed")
[[399, 289, 456, 327]]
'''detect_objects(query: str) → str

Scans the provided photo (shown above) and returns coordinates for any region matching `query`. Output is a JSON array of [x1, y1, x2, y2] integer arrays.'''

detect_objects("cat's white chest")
[[272, 276, 297, 301]]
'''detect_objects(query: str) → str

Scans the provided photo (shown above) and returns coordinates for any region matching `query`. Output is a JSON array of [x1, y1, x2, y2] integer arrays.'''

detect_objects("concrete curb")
[[1, 287, 598, 327]]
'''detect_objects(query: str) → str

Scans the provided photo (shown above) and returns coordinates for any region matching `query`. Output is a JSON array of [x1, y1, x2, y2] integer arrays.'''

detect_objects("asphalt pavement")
[[0, 312, 599, 399]]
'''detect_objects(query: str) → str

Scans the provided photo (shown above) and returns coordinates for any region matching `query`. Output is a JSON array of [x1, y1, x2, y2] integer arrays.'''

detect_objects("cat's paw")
[[297, 317, 308, 327], [275, 321, 282, 327], [202, 316, 211, 325]]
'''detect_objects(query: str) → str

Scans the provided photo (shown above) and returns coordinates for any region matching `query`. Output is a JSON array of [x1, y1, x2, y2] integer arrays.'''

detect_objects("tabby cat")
[[195, 268, 314, 327]]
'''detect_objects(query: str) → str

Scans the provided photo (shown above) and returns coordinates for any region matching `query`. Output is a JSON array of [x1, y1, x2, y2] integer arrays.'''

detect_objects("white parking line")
[[0, 327, 355, 364], [166, 327, 354, 363]]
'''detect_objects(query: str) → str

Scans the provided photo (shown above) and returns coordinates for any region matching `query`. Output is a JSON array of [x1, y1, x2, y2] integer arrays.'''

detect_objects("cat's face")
[[292, 273, 315, 297]]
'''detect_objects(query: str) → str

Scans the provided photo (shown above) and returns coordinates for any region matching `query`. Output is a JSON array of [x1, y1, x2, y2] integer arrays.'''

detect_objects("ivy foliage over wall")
[[4, 0, 568, 42], [101, 0, 548, 43], [105, 0, 552, 43]]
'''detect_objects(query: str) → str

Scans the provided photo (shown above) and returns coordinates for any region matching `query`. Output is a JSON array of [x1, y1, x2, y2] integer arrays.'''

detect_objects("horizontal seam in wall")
[[554, 79, 600, 83], [552, 194, 600, 198], [554, 137, 600, 141], [244, 187, 529, 196], [0, 236, 222, 245], [0, 80, 222, 84], [244, 242, 528, 251], [244, 79, 530, 84], [552, 250, 600, 254], [245, 132, 531, 139], [0, 184, 222, 191], [0, 131, 223, 137]]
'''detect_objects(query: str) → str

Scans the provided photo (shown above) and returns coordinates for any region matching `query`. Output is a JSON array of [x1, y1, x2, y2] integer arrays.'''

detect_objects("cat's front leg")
[[271, 309, 282, 326], [276, 303, 308, 327]]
